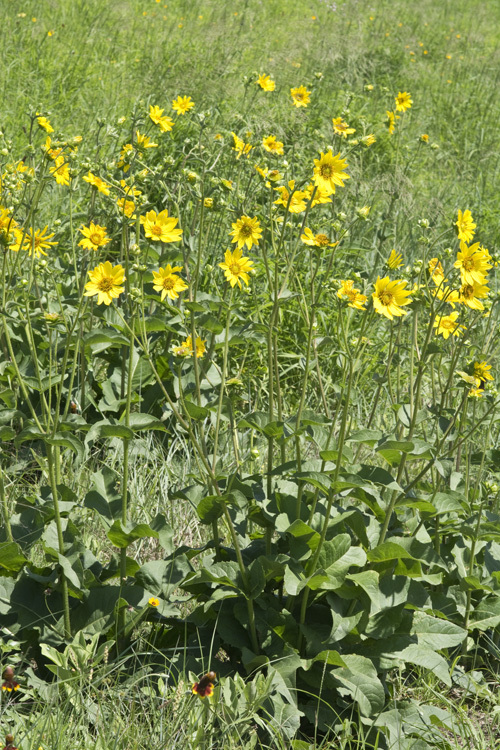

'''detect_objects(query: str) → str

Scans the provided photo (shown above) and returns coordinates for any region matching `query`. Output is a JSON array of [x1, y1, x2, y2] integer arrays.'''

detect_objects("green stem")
[[46, 445, 71, 639], [0, 468, 13, 542]]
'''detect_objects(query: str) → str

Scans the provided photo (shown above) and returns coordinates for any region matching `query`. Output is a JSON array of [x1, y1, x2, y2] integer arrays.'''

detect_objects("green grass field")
[[2, 1, 500, 748]]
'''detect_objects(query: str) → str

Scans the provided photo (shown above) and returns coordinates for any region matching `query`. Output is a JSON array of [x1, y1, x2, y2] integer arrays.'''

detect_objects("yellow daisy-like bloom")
[[468, 386, 484, 399], [457, 278, 489, 310], [149, 105, 174, 132], [49, 156, 70, 186], [454, 241, 491, 285], [455, 209, 476, 243], [117, 143, 133, 172], [172, 95, 195, 115], [84, 261, 126, 305], [332, 117, 356, 138], [301, 228, 336, 248], [78, 222, 111, 251], [83, 171, 111, 195], [304, 184, 332, 206], [219, 248, 254, 289], [387, 249, 403, 269], [136, 131, 158, 150], [313, 151, 350, 195], [262, 135, 284, 155], [0, 207, 18, 242], [37, 115, 53, 133], [257, 74, 275, 91], [362, 133, 376, 147], [386, 110, 399, 135], [473, 361, 493, 385], [231, 132, 252, 159], [420, 134, 429, 143], [148, 597, 160, 607], [428, 258, 446, 286], [274, 180, 308, 213], [140, 209, 183, 243], [433, 311, 465, 339], [290, 85, 311, 108], [221, 178, 234, 189], [173, 335, 206, 358], [229, 215, 262, 250], [395, 91, 413, 112], [11, 226, 57, 257], [152, 264, 188, 301], [117, 198, 136, 219], [372, 276, 412, 319], [337, 280, 367, 310]]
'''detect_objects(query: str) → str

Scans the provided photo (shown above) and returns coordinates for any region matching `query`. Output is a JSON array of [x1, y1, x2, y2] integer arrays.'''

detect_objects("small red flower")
[[3, 734, 17, 750], [192, 671, 216, 698], [1, 667, 19, 693]]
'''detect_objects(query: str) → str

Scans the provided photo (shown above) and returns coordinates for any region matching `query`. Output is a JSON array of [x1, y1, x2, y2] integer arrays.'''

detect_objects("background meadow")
[[2, 0, 500, 749]]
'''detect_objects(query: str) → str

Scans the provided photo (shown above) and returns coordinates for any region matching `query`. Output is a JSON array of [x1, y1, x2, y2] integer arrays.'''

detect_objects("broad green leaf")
[[86, 420, 134, 442], [127, 413, 167, 431], [46, 432, 85, 464], [410, 612, 466, 649], [367, 542, 418, 564], [107, 520, 159, 548], [469, 595, 500, 631], [333, 655, 385, 716], [0, 542, 27, 572]]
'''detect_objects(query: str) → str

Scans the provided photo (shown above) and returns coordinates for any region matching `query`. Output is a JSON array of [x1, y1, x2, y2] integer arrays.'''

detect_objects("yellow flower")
[[84, 262, 126, 305], [274, 180, 308, 213], [229, 215, 262, 250], [136, 131, 158, 149], [362, 133, 376, 146], [332, 117, 356, 137], [221, 178, 234, 189], [173, 335, 206, 358], [11, 226, 57, 257], [457, 278, 489, 310], [148, 597, 160, 607], [37, 115, 53, 133], [231, 132, 252, 159], [219, 248, 254, 289], [149, 105, 174, 132], [49, 156, 70, 186], [386, 110, 399, 134], [395, 91, 412, 112], [117, 198, 136, 219], [472, 361, 494, 388], [433, 311, 465, 339], [204, 197, 213, 208], [117, 143, 133, 171], [152, 264, 188, 301], [455, 209, 476, 243], [304, 184, 332, 206], [372, 277, 412, 319], [301, 228, 336, 248], [172, 95, 195, 115], [337, 280, 367, 310], [454, 241, 491, 285], [83, 172, 111, 195], [140, 209, 182, 243], [262, 135, 284, 155], [78, 222, 111, 251], [387, 249, 403, 269], [257, 74, 275, 91], [290, 85, 311, 107], [428, 258, 446, 286], [312, 151, 350, 195], [420, 134, 429, 142], [0, 207, 18, 242]]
